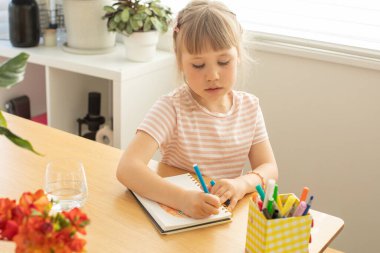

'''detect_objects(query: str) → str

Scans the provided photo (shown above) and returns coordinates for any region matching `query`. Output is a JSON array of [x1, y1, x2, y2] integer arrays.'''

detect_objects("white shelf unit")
[[0, 41, 177, 149]]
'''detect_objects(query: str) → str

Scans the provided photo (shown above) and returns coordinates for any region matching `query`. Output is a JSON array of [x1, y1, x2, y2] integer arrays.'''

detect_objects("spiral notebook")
[[130, 173, 232, 234]]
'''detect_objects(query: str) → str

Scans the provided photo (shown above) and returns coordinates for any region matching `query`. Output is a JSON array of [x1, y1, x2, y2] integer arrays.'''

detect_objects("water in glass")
[[44, 159, 88, 212]]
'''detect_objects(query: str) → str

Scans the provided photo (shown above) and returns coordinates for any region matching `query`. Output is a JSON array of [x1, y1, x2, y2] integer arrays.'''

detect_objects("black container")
[[9, 0, 40, 47]]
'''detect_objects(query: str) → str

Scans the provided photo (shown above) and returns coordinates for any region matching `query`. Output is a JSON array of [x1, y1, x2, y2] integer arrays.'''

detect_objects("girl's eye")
[[218, 60, 230, 66], [192, 64, 205, 69]]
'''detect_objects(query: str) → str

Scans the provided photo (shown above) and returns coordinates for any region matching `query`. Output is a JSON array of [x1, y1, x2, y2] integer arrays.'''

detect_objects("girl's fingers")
[[219, 190, 232, 204], [203, 202, 220, 215], [215, 187, 228, 198], [227, 197, 238, 211]]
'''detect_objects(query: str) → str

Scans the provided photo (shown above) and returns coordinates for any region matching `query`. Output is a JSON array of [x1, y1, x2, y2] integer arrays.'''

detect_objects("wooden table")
[[0, 112, 343, 252]]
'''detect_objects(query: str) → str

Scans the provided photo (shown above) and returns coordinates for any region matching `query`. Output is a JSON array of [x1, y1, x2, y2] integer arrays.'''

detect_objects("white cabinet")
[[0, 41, 177, 149]]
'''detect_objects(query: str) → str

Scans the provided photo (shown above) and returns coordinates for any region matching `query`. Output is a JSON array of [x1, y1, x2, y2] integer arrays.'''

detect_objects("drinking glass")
[[44, 159, 88, 212]]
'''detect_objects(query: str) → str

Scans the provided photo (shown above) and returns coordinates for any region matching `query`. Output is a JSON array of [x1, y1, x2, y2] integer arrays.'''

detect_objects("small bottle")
[[8, 0, 40, 47], [44, 28, 57, 46]]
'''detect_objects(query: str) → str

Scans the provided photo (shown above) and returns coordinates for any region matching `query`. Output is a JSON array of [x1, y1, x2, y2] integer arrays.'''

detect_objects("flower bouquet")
[[0, 189, 90, 253]]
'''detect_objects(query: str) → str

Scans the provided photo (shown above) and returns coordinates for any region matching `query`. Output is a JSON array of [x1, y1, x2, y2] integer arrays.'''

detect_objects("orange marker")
[[300, 187, 310, 202], [251, 192, 259, 203]]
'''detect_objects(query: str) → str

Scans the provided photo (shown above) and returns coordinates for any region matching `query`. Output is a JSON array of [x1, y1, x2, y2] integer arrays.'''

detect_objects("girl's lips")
[[205, 87, 222, 91]]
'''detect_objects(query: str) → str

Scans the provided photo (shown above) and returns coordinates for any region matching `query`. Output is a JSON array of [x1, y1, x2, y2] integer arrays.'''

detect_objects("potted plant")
[[63, 0, 116, 54], [102, 0, 172, 62]]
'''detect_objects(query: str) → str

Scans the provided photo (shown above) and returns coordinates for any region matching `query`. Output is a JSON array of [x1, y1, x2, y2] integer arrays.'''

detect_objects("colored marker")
[[267, 197, 274, 215], [257, 200, 263, 211], [263, 208, 272, 219], [255, 184, 265, 201], [251, 192, 259, 203], [293, 201, 307, 217], [276, 195, 284, 214], [263, 179, 275, 209], [300, 187, 310, 202], [288, 204, 297, 217], [273, 184, 279, 200], [272, 209, 279, 219], [193, 164, 209, 193], [281, 195, 297, 217], [302, 195, 314, 216], [210, 180, 215, 187]]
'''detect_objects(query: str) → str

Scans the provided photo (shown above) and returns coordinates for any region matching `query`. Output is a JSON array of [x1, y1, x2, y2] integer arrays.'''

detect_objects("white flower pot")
[[122, 31, 159, 62], [63, 0, 116, 53]]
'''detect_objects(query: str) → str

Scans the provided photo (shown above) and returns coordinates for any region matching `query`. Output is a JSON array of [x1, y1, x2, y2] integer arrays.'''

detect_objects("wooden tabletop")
[[0, 112, 343, 252]]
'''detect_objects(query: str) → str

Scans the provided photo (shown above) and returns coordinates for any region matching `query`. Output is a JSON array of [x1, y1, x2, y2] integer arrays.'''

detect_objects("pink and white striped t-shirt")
[[137, 85, 268, 179]]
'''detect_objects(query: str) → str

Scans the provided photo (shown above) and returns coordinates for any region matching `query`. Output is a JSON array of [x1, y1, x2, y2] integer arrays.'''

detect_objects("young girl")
[[117, 0, 278, 219]]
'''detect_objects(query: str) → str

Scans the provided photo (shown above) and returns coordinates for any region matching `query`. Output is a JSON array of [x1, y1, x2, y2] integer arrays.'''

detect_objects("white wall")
[[248, 49, 380, 253], [0, 0, 9, 40]]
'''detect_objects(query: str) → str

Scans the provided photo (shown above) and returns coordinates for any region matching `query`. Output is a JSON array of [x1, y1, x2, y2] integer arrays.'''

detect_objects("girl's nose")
[[206, 67, 219, 82]]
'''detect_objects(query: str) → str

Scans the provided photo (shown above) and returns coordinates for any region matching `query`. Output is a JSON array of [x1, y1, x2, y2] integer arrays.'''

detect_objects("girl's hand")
[[209, 178, 246, 211], [180, 190, 221, 219]]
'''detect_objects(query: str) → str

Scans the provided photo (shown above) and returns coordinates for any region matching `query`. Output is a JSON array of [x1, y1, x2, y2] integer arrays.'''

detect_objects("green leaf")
[[31, 209, 43, 217], [109, 20, 117, 30], [143, 19, 152, 32], [121, 8, 130, 22], [151, 6, 164, 17], [0, 126, 42, 155], [118, 22, 126, 31], [144, 8, 152, 16], [150, 16, 163, 32], [0, 111, 7, 128], [132, 13, 146, 21], [126, 25, 133, 35], [130, 19, 141, 31], [114, 13, 121, 23], [161, 22, 168, 33], [103, 6, 116, 13], [0, 52, 29, 89]]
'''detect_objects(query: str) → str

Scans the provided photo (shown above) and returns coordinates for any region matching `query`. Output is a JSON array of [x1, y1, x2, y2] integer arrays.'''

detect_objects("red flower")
[[0, 189, 90, 253], [2, 220, 18, 240], [63, 208, 90, 235], [0, 198, 17, 240]]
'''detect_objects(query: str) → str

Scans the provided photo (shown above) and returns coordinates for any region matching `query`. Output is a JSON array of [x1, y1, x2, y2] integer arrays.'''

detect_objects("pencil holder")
[[245, 193, 312, 253]]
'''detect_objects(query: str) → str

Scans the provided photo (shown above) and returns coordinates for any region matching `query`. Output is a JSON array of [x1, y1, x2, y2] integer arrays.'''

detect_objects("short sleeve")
[[137, 96, 176, 147], [252, 105, 269, 145]]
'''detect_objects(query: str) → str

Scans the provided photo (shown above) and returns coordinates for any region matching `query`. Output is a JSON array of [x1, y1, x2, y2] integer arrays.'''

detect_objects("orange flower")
[[0, 189, 89, 253], [19, 189, 51, 214], [63, 208, 90, 235]]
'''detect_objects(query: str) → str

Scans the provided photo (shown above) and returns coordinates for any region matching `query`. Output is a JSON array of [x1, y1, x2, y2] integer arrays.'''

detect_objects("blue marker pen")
[[193, 164, 209, 193], [302, 195, 314, 216]]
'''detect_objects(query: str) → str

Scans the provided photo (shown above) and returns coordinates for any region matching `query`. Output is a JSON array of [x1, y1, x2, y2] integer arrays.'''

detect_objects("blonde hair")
[[173, 0, 243, 67]]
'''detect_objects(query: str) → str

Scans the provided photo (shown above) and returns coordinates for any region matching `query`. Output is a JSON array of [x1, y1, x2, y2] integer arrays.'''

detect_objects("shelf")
[[0, 40, 177, 149], [0, 40, 175, 81]]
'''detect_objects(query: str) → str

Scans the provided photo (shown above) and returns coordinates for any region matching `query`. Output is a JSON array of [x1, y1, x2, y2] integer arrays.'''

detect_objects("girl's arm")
[[210, 139, 278, 210], [243, 139, 278, 193], [116, 131, 221, 218]]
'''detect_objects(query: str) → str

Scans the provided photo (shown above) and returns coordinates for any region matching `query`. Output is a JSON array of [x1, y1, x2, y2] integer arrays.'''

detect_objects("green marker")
[[267, 197, 274, 215], [255, 184, 265, 201], [273, 184, 279, 201]]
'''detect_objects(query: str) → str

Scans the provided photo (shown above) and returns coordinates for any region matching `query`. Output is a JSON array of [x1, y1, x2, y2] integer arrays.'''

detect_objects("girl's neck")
[[188, 88, 233, 113]]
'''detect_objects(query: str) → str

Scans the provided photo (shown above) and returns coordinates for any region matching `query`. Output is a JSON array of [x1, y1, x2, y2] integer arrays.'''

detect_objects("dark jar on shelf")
[[8, 0, 40, 47]]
